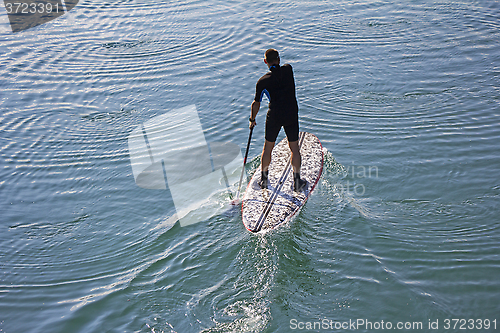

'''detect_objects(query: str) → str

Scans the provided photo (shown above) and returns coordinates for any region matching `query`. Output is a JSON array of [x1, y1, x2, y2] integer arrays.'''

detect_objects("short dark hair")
[[265, 49, 279, 63]]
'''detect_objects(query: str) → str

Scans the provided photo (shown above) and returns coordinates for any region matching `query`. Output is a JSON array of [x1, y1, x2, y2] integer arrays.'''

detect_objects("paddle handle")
[[235, 127, 253, 201]]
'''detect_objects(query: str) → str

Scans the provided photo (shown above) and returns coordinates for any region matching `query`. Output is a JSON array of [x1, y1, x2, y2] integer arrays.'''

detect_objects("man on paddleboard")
[[249, 49, 307, 192]]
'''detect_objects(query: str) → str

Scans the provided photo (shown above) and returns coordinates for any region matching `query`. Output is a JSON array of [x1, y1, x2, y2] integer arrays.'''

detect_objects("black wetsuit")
[[254, 64, 299, 142]]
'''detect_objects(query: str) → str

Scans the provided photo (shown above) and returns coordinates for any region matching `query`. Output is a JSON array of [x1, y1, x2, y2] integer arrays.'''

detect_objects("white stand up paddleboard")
[[242, 132, 323, 232]]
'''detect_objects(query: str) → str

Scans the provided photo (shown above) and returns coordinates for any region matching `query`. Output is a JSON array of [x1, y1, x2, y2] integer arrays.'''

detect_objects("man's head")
[[264, 49, 280, 67]]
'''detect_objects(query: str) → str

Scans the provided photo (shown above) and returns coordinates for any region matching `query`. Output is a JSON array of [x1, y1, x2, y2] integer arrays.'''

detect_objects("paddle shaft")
[[235, 127, 253, 201]]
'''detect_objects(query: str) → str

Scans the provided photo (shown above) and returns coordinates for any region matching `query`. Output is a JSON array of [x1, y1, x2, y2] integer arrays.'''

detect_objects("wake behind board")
[[242, 132, 323, 232]]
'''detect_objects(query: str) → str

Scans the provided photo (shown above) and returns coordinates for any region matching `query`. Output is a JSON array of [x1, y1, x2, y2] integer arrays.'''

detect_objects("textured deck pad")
[[242, 132, 323, 232]]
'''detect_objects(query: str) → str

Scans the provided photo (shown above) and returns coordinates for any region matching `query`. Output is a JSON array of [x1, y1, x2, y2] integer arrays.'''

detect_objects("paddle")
[[231, 126, 254, 205]]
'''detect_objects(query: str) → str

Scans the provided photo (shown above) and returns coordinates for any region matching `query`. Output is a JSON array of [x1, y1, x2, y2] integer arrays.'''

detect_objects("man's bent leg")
[[260, 140, 275, 189], [288, 140, 307, 192], [288, 140, 301, 174], [261, 140, 275, 172]]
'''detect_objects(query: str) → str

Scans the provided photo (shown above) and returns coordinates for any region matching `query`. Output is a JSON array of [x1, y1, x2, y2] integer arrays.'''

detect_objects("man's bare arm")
[[250, 101, 260, 129]]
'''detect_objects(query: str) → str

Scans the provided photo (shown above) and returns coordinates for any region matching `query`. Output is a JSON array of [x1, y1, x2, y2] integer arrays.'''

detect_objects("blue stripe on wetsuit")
[[259, 89, 270, 102]]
